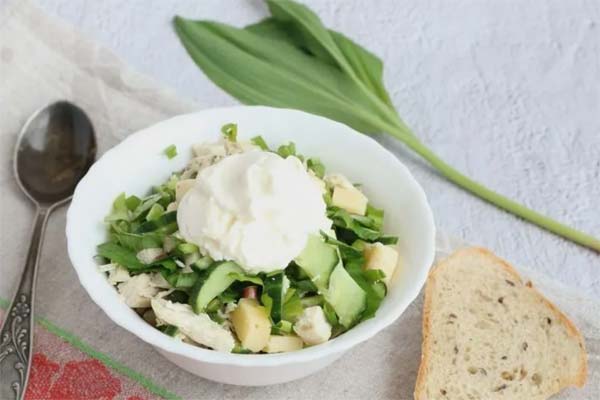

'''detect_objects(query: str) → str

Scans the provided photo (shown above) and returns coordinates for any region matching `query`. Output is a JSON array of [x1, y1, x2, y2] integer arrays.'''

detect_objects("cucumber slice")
[[325, 262, 366, 328], [264, 271, 284, 323], [294, 234, 338, 290], [190, 261, 243, 313]]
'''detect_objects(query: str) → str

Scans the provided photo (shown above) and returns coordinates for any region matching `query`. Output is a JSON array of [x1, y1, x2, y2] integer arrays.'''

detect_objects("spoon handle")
[[0, 207, 50, 400]]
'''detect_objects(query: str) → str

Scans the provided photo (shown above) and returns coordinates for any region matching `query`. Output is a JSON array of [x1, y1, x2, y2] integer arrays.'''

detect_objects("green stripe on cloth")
[[0, 296, 181, 400]]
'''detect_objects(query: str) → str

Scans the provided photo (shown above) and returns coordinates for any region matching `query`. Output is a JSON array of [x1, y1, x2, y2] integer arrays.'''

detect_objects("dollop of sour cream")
[[177, 150, 331, 274]]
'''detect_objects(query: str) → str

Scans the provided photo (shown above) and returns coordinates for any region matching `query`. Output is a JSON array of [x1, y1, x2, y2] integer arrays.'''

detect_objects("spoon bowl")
[[0, 101, 96, 400], [14, 101, 97, 206]]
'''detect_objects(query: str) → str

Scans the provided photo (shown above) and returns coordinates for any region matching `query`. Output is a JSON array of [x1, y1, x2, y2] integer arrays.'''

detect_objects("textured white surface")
[[34, 0, 600, 300]]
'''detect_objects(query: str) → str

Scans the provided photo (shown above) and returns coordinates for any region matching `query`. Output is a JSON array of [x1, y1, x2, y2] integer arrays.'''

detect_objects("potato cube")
[[176, 179, 196, 202], [263, 335, 304, 353], [230, 298, 271, 352], [331, 186, 368, 215], [363, 243, 399, 285]]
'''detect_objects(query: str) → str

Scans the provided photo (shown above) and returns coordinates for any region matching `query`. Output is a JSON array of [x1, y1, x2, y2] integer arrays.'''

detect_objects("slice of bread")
[[415, 247, 587, 400]]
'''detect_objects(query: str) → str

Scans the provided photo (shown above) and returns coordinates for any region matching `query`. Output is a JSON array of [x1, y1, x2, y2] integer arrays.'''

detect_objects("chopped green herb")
[[276, 142, 296, 158], [221, 123, 238, 142], [163, 144, 178, 159], [146, 203, 165, 221], [251, 135, 270, 150], [307, 158, 325, 179]]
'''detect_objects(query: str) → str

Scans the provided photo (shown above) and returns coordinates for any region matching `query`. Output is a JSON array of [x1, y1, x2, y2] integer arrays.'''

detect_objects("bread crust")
[[414, 247, 588, 400]]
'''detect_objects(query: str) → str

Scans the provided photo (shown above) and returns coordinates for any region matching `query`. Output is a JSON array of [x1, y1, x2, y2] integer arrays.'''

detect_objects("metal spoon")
[[0, 101, 96, 400]]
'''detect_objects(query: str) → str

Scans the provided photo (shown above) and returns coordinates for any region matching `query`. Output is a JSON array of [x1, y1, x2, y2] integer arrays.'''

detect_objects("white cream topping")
[[177, 150, 331, 273]]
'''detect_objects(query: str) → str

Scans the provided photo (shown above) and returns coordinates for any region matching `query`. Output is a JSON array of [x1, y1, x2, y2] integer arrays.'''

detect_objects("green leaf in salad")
[[113, 232, 164, 252], [264, 271, 284, 323], [365, 204, 384, 230], [146, 203, 165, 221], [306, 157, 325, 179], [97, 242, 145, 270], [191, 255, 214, 272], [125, 195, 142, 211], [250, 135, 270, 151], [135, 211, 177, 234], [290, 279, 318, 297], [327, 207, 381, 241], [271, 320, 293, 335], [131, 193, 163, 220], [363, 269, 386, 283], [159, 325, 180, 336], [163, 144, 178, 159], [228, 272, 264, 286], [344, 258, 385, 322], [221, 123, 238, 142], [175, 272, 199, 288], [276, 142, 296, 158], [176, 242, 199, 255], [322, 302, 339, 328], [376, 236, 399, 245], [281, 288, 303, 322], [300, 294, 324, 307], [104, 193, 130, 222]]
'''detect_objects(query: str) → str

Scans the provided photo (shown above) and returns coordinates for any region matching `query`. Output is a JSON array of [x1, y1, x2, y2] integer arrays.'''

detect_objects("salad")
[[96, 124, 400, 354]]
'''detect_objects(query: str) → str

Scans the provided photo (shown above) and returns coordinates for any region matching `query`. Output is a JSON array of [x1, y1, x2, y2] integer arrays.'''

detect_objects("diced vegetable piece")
[[306, 158, 325, 179], [331, 186, 368, 215], [277, 142, 296, 158], [146, 203, 165, 221], [230, 298, 271, 352], [293, 306, 332, 345], [177, 242, 199, 254], [294, 234, 338, 291], [189, 261, 243, 313], [250, 135, 269, 150], [125, 195, 142, 211], [363, 243, 399, 285], [163, 144, 178, 159], [263, 335, 303, 353], [175, 272, 199, 288], [325, 262, 366, 328], [191, 255, 213, 272], [221, 123, 237, 141], [175, 179, 196, 202]]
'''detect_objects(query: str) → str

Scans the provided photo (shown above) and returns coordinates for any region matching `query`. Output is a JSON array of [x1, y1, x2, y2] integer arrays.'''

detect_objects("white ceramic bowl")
[[66, 106, 435, 386]]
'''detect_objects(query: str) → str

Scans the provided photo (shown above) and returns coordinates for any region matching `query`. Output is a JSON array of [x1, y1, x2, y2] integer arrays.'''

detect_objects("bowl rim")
[[66, 105, 435, 367]]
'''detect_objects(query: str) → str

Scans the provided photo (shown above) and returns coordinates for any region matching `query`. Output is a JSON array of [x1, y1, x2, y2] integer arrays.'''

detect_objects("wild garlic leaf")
[[264, 0, 395, 108], [173, 18, 395, 134]]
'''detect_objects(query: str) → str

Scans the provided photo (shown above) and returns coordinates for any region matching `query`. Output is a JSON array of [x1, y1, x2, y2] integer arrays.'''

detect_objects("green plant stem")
[[386, 125, 600, 252]]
